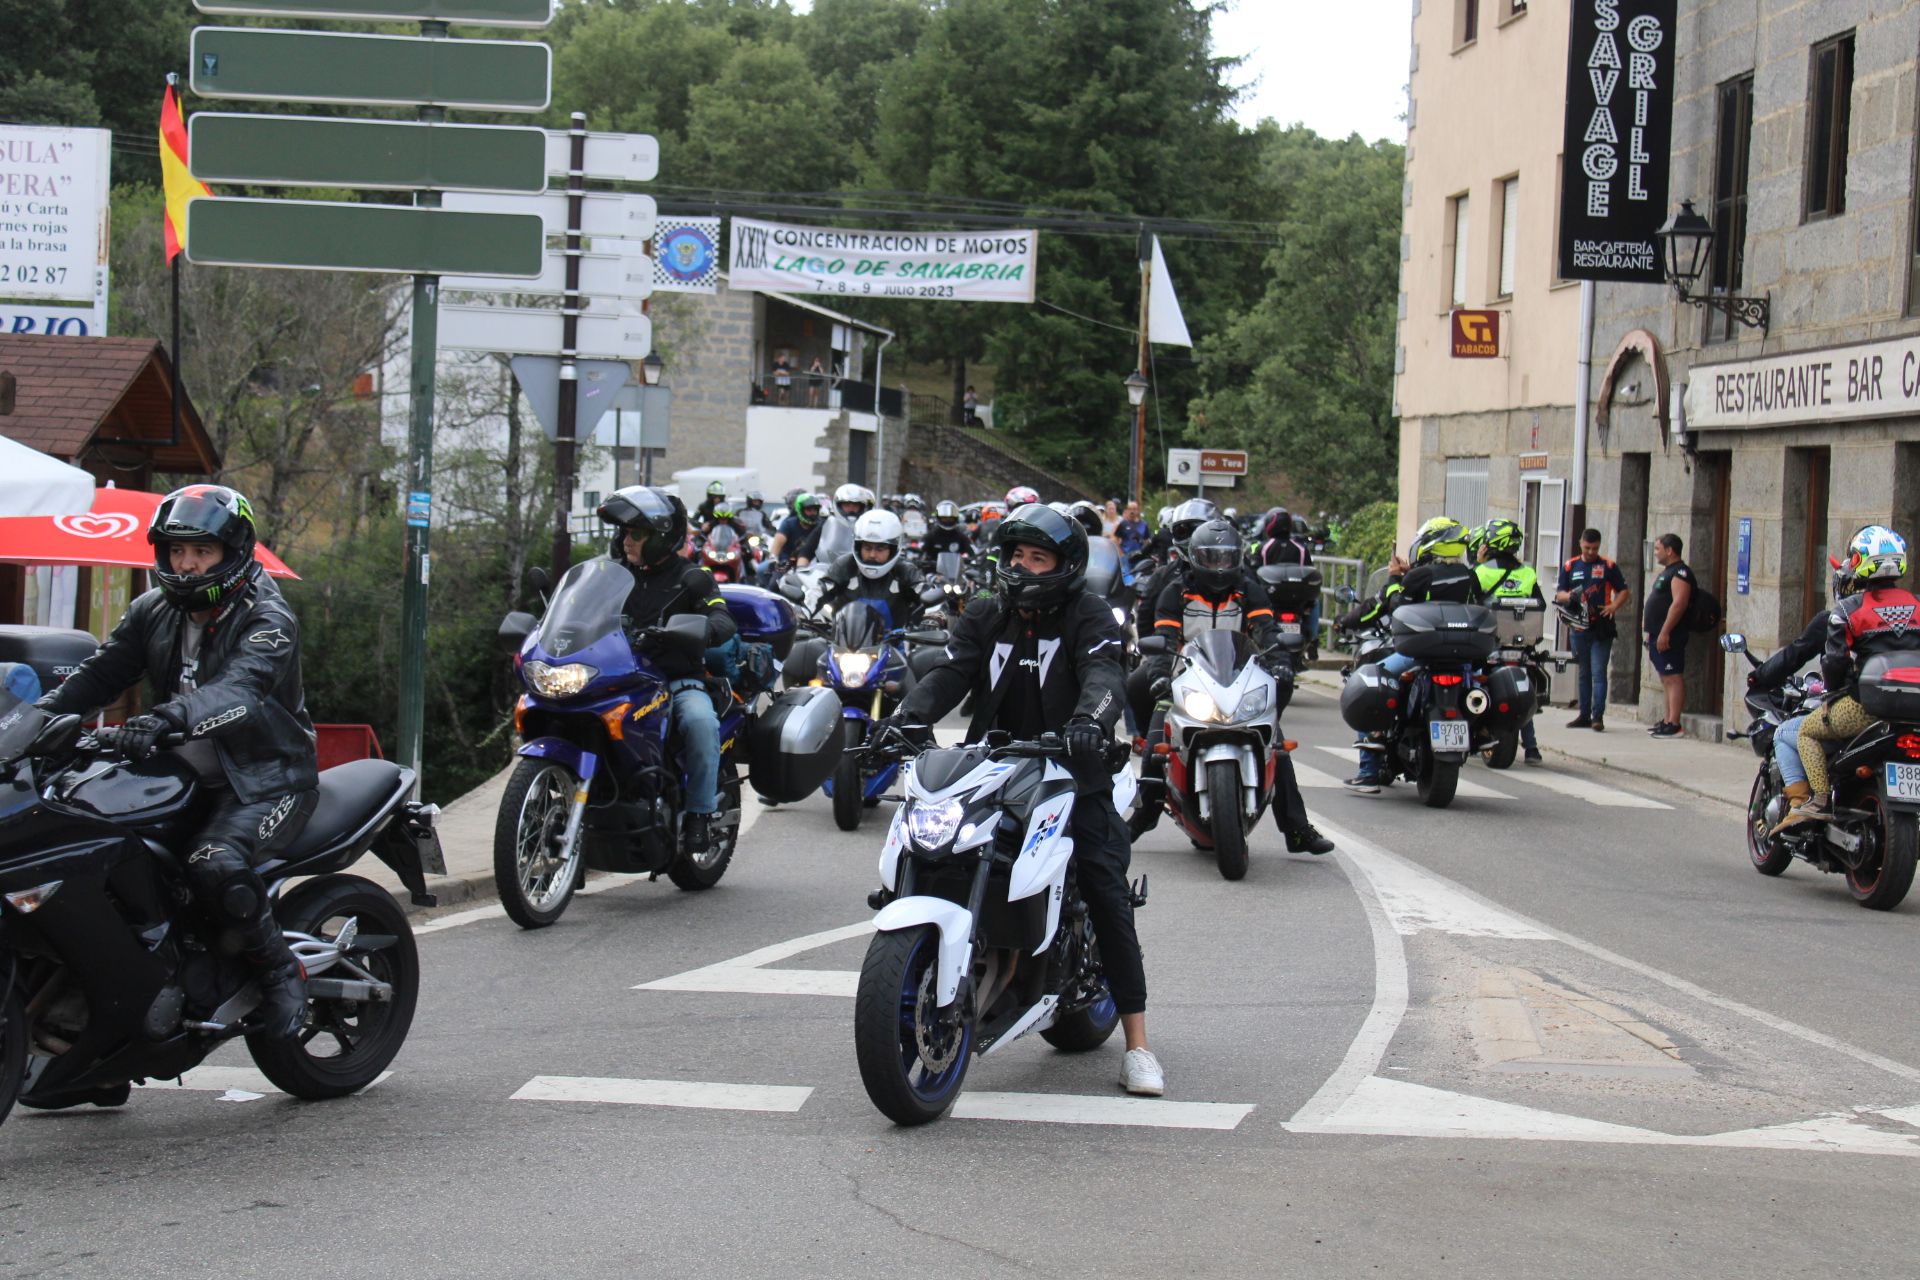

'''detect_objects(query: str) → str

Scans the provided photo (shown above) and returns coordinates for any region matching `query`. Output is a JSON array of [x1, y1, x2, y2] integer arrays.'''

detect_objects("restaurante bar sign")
[[1683, 335, 1920, 429]]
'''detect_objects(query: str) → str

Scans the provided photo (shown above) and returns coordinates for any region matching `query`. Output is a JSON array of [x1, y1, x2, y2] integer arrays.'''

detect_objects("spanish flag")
[[160, 81, 209, 263]]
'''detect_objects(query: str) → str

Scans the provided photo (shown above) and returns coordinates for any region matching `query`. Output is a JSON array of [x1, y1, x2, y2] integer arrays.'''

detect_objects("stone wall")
[[653, 283, 759, 482], [896, 422, 1100, 505]]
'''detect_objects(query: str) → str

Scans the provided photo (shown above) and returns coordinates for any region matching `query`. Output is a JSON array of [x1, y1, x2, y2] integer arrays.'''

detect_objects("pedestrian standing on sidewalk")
[[1554, 529, 1630, 732], [1645, 533, 1695, 739]]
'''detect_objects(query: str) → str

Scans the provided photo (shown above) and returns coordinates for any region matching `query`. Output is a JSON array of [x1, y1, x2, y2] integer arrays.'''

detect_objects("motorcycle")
[[1131, 629, 1287, 880], [700, 525, 747, 584], [1340, 601, 1499, 809], [920, 550, 978, 624], [1257, 563, 1323, 672], [1725, 634, 1920, 910], [493, 559, 792, 927], [853, 728, 1140, 1125], [1475, 596, 1548, 770], [0, 703, 441, 1126], [784, 599, 947, 832], [1331, 585, 1392, 672]]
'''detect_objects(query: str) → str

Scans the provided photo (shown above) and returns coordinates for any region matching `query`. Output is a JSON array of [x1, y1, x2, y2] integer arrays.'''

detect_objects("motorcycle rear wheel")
[[1207, 760, 1249, 881], [493, 758, 582, 929], [854, 927, 973, 1126], [247, 875, 419, 1100], [1848, 799, 1919, 910], [1747, 773, 1793, 876], [831, 721, 865, 832], [0, 987, 23, 1129]]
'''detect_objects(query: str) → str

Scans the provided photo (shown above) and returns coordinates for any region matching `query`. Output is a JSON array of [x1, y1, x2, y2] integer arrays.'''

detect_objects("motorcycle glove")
[[105, 704, 185, 761], [1064, 717, 1108, 770]]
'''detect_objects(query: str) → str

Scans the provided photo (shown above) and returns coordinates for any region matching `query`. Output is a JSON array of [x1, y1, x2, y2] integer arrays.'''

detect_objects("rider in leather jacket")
[[38, 485, 317, 1039]]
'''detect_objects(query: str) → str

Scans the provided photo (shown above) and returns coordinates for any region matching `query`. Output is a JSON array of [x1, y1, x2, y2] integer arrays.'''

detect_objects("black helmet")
[[1186, 518, 1243, 594], [993, 502, 1088, 611], [598, 485, 687, 568], [934, 499, 960, 528], [149, 484, 261, 612], [1167, 497, 1219, 544], [1065, 500, 1104, 538]]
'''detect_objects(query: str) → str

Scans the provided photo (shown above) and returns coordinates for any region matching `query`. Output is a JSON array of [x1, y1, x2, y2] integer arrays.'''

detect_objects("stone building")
[[1582, 0, 1920, 736]]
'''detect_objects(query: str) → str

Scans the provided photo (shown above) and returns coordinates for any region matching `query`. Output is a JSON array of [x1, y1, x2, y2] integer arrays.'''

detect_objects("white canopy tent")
[[0, 432, 94, 518]]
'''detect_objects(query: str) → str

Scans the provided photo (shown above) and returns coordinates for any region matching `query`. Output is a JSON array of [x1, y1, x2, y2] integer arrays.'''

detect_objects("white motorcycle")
[[1132, 629, 1286, 880], [854, 729, 1141, 1125]]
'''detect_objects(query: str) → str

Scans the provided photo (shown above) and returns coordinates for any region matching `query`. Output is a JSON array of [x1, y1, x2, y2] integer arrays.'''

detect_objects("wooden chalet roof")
[[0, 335, 218, 475]]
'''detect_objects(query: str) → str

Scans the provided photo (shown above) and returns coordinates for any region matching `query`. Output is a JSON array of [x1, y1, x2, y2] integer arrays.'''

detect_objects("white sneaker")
[[1121, 1048, 1165, 1097]]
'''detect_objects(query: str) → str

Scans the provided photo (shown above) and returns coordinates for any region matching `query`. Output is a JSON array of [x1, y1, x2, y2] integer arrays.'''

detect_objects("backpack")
[[1685, 582, 1723, 633]]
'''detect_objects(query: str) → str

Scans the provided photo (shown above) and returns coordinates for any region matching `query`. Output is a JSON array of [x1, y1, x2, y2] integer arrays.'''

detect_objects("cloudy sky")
[[1212, 0, 1414, 142]]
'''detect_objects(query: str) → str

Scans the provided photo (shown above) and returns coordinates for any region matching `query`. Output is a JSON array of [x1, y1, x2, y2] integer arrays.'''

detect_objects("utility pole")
[[549, 112, 588, 579], [1132, 226, 1151, 506]]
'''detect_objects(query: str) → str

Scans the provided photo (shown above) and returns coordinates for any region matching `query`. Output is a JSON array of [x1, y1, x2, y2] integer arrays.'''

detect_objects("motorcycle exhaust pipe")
[[1464, 688, 1491, 716]]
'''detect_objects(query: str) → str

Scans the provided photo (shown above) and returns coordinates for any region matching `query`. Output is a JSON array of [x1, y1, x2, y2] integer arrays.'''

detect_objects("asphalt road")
[[7, 687, 1920, 1278]]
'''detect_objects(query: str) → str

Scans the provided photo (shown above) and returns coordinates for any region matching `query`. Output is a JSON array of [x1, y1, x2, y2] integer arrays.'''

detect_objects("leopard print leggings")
[[1796, 695, 1878, 796]]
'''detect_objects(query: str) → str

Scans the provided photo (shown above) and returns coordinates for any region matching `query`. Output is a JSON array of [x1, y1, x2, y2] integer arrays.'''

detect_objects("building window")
[[1496, 176, 1520, 299], [1447, 192, 1471, 307], [1455, 0, 1479, 47], [582, 490, 600, 512], [1708, 74, 1754, 342], [1444, 457, 1490, 531], [1806, 33, 1854, 220]]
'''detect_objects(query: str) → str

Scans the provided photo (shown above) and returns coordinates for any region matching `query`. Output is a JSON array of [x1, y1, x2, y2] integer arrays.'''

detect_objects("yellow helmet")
[[1411, 517, 1468, 563]]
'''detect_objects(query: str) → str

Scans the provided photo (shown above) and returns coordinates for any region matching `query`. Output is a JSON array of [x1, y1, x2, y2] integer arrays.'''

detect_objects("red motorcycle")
[[701, 525, 746, 583]]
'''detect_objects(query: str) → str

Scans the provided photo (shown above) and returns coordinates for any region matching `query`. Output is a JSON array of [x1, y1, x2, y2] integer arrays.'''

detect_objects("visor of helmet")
[[149, 491, 252, 550]]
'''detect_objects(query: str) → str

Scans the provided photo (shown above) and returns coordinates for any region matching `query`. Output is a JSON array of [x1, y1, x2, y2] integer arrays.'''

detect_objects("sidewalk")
[[357, 764, 512, 914], [1299, 670, 1755, 809]]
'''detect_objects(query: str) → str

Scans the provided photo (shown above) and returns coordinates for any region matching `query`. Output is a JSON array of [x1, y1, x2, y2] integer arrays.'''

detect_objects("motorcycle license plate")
[[1885, 762, 1920, 801], [1279, 622, 1303, 636], [1429, 721, 1470, 752]]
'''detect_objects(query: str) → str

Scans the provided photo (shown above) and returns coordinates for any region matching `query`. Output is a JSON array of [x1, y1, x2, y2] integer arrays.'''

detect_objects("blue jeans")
[[669, 679, 721, 814], [1774, 715, 1809, 787], [1571, 630, 1614, 718]]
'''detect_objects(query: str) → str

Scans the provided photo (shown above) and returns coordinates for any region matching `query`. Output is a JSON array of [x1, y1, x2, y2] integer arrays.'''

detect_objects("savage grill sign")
[[1557, 0, 1677, 284]]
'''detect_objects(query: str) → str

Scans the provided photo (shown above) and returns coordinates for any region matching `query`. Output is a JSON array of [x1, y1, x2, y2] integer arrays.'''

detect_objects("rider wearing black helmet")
[[1132, 497, 1219, 639], [598, 486, 738, 853], [886, 504, 1164, 1097], [37, 485, 318, 1039], [921, 499, 975, 563]]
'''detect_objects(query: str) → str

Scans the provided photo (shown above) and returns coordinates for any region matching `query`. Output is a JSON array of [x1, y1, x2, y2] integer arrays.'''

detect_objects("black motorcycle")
[[1724, 634, 1920, 910], [1340, 601, 1499, 808], [0, 704, 442, 1126]]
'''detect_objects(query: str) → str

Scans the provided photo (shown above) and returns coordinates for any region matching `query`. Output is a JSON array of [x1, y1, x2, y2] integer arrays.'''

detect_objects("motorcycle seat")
[[261, 758, 411, 874]]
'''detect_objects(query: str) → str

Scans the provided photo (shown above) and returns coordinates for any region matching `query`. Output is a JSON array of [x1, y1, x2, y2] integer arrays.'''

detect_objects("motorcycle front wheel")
[[831, 720, 865, 832], [854, 927, 973, 1126], [1206, 759, 1249, 881], [248, 874, 420, 1100], [667, 764, 740, 890], [1417, 748, 1459, 809], [0, 986, 23, 1129], [493, 758, 583, 929], [1747, 772, 1793, 876]]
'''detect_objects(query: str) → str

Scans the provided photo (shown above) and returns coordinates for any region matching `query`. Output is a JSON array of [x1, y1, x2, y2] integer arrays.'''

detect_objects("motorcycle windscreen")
[[935, 551, 964, 581], [1083, 540, 1121, 598], [532, 558, 632, 660], [832, 600, 891, 647], [707, 526, 740, 559], [748, 685, 847, 802], [815, 515, 855, 562], [1185, 628, 1254, 687]]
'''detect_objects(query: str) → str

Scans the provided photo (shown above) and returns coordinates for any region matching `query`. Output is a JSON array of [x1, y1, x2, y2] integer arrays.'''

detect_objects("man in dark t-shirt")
[[1644, 532, 1696, 739], [1554, 529, 1631, 731]]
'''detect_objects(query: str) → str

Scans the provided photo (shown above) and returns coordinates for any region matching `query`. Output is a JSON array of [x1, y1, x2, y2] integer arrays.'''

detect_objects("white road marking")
[[1292, 760, 1346, 789], [1289, 815, 1920, 1154], [635, 921, 872, 997], [952, 1091, 1254, 1130], [1340, 838, 1551, 940], [511, 1075, 813, 1113], [1499, 766, 1671, 809], [418, 784, 770, 936], [136, 1065, 393, 1095], [1312, 745, 1513, 799]]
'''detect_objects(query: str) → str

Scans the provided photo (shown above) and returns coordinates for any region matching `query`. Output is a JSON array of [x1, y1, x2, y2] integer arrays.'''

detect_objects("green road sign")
[[187, 198, 545, 276], [192, 0, 554, 25], [190, 114, 547, 193], [190, 27, 552, 112]]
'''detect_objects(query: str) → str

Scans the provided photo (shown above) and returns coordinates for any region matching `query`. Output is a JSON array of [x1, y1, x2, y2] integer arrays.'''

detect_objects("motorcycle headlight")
[[1232, 682, 1271, 722], [1181, 689, 1222, 723], [835, 651, 875, 684], [523, 660, 598, 698], [906, 798, 965, 851]]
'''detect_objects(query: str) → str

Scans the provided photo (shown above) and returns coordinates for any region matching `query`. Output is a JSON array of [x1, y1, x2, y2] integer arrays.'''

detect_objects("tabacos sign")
[[1451, 309, 1501, 358], [1556, 0, 1677, 284]]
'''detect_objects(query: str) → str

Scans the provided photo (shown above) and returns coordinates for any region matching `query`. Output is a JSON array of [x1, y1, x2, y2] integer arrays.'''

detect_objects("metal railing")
[[1315, 555, 1368, 651], [755, 365, 838, 407]]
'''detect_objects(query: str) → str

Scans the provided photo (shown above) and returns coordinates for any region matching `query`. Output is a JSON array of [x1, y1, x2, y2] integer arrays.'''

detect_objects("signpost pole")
[[396, 29, 448, 789], [1133, 227, 1151, 507], [550, 112, 586, 579]]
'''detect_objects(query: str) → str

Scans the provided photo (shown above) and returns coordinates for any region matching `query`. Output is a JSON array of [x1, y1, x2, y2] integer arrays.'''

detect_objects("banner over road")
[[727, 217, 1037, 303]]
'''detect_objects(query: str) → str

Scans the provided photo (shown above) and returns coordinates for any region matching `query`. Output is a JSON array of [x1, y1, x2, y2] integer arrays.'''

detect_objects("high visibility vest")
[[1474, 560, 1539, 602]]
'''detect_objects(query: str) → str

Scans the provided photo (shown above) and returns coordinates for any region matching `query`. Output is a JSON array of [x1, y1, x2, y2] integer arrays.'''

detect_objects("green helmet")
[[1484, 517, 1524, 557], [1411, 516, 1468, 564], [1464, 525, 1487, 558]]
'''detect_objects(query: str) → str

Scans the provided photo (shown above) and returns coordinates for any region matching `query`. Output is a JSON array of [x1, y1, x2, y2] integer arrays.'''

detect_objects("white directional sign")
[[438, 302, 651, 359], [441, 190, 656, 241], [543, 131, 658, 183], [442, 251, 653, 299]]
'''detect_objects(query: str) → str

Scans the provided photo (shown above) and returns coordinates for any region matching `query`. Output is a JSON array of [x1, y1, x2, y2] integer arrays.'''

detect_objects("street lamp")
[[641, 351, 664, 387], [1655, 199, 1769, 333], [1124, 370, 1150, 407]]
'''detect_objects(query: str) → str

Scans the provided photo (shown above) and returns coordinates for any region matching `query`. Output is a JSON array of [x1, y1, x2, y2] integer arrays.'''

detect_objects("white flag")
[[1148, 236, 1193, 348]]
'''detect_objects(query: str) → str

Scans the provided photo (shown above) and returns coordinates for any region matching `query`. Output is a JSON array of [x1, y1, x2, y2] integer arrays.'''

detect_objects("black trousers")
[[1126, 655, 1173, 737], [1071, 789, 1147, 1016], [183, 787, 318, 956]]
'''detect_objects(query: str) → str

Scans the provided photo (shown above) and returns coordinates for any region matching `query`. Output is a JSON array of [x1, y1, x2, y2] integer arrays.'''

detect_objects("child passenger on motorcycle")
[[598, 486, 738, 854], [881, 504, 1165, 1097], [37, 486, 317, 1040]]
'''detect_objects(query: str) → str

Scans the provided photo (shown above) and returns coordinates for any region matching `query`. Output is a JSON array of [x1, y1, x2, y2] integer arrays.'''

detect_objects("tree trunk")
[[949, 357, 967, 426]]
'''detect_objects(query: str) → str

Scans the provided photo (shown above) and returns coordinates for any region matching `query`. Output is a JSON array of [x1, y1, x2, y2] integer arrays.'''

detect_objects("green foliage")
[[684, 41, 849, 191], [1195, 127, 1405, 513], [1335, 500, 1398, 572]]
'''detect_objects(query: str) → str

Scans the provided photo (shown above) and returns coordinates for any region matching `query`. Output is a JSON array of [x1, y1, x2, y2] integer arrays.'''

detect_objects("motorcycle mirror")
[[919, 586, 945, 605], [1337, 585, 1359, 602], [497, 610, 537, 652], [778, 577, 806, 603], [1135, 635, 1170, 656], [526, 565, 552, 596], [904, 630, 949, 646], [1719, 633, 1747, 654]]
